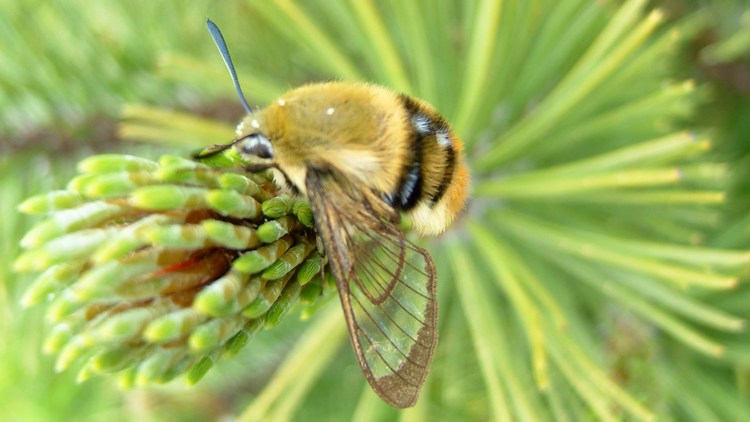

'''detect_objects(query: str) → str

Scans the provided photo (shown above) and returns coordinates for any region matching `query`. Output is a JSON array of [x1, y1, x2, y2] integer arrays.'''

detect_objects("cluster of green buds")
[[15, 150, 326, 386]]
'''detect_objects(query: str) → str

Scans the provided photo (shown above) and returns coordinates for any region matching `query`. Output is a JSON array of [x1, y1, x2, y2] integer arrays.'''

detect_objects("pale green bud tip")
[[55, 337, 92, 372], [233, 236, 293, 274], [186, 357, 214, 385], [144, 310, 205, 343], [189, 317, 247, 353], [262, 243, 315, 280], [77, 154, 158, 174], [117, 368, 137, 390], [158, 154, 197, 169], [43, 324, 75, 354], [90, 347, 143, 373], [45, 294, 81, 323], [218, 173, 250, 192], [243, 276, 287, 318], [262, 195, 293, 218], [135, 351, 178, 386], [293, 200, 314, 227], [222, 329, 252, 359], [189, 328, 219, 353], [22, 273, 61, 307], [13, 252, 42, 273], [297, 255, 323, 285], [141, 224, 207, 249], [243, 296, 274, 319], [232, 253, 269, 274], [262, 260, 294, 280], [19, 223, 61, 250], [76, 365, 95, 383], [18, 190, 83, 214], [193, 288, 232, 317], [257, 217, 297, 243], [92, 238, 145, 263], [131, 185, 188, 210], [300, 281, 322, 305], [265, 282, 301, 328], [206, 190, 260, 219], [202, 219, 260, 250], [94, 311, 150, 342], [75, 172, 148, 199], [143, 318, 178, 343]]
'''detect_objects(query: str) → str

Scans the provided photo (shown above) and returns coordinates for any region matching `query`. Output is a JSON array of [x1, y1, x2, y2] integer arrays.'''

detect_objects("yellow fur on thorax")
[[260, 82, 411, 194], [236, 81, 470, 236]]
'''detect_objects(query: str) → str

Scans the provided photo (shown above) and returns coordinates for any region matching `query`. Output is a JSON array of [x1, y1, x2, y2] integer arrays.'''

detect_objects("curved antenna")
[[206, 19, 252, 114]]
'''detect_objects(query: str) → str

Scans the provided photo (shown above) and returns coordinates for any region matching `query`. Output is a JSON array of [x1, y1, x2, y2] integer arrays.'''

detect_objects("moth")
[[197, 20, 469, 408]]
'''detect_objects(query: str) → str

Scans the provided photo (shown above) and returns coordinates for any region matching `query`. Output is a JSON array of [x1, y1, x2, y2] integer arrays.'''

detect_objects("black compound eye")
[[238, 134, 274, 159]]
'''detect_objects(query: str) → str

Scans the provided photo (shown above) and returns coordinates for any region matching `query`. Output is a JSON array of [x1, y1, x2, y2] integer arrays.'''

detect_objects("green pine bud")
[[205, 189, 261, 219], [292, 200, 314, 228], [16, 151, 328, 387], [18, 190, 84, 214], [257, 216, 299, 243], [262, 195, 294, 218]]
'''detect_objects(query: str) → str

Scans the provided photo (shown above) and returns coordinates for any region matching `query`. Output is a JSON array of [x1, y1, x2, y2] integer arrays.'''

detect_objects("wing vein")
[[305, 169, 437, 408]]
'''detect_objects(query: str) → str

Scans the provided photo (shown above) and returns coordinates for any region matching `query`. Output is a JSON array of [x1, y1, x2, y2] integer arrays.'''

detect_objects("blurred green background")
[[2, 0, 750, 420]]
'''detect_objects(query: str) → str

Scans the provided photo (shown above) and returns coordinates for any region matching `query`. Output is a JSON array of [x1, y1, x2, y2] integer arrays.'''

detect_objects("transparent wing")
[[306, 170, 437, 408]]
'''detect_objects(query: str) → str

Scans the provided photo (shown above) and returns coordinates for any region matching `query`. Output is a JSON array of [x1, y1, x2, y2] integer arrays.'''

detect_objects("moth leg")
[[314, 230, 328, 294]]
